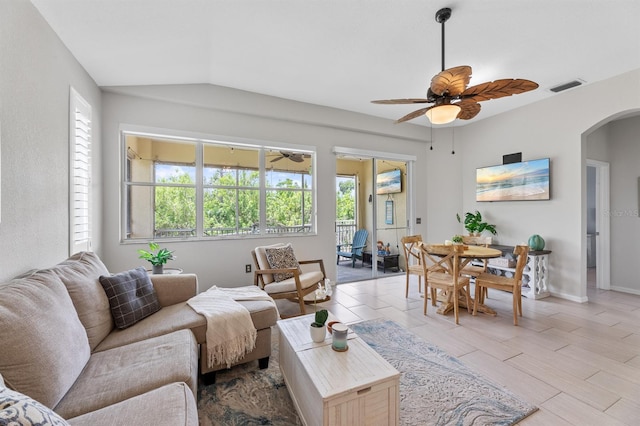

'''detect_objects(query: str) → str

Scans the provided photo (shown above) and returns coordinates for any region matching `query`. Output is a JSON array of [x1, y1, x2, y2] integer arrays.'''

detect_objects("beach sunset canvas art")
[[476, 158, 550, 201]]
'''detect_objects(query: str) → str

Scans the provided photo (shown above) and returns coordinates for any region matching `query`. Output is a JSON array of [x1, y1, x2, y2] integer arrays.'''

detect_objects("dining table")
[[422, 244, 502, 316]]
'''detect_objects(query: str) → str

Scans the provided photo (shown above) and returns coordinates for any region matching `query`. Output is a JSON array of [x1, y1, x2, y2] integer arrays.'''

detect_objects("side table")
[[146, 267, 183, 275], [362, 252, 400, 273]]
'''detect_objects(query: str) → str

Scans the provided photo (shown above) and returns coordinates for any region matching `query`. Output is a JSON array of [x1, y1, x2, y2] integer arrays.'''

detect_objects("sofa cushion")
[[94, 299, 277, 352], [265, 244, 301, 282], [53, 330, 198, 419], [94, 302, 207, 351], [1, 386, 70, 426], [0, 271, 90, 409], [50, 252, 113, 351], [66, 382, 197, 426], [99, 267, 161, 329]]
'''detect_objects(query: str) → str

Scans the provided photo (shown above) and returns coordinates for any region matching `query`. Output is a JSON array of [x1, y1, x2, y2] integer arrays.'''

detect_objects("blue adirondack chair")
[[337, 229, 368, 267]]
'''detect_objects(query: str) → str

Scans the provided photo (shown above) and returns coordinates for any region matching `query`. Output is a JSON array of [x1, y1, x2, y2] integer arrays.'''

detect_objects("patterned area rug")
[[197, 330, 301, 426], [198, 319, 537, 425], [351, 319, 538, 426]]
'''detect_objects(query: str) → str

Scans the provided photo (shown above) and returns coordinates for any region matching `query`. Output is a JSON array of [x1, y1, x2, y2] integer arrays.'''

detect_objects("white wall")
[[100, 85, 431, 290], [0, 0, 102, 281], [455, 69, 640, 302], [609, 117, 640, 293]]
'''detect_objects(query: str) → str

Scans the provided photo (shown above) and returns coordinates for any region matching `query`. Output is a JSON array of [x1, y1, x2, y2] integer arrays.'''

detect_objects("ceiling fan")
[[269, 150, 311, 163], [372, 7, 538, 125]]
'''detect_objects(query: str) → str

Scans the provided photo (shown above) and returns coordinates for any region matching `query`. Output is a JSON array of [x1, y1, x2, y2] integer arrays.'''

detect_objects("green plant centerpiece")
[[456, 211, 497, 236], [138, 242, 174, 274], [451, 235, 464, 244]]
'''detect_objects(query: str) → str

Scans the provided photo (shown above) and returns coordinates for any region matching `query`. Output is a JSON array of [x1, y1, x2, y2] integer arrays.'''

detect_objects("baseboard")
[[549, 291, 588, 303], [610, 285, 640, 296]]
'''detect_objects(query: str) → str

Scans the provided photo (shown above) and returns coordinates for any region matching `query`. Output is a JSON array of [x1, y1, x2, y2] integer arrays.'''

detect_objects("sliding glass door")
[[334, 148, 415, 283]]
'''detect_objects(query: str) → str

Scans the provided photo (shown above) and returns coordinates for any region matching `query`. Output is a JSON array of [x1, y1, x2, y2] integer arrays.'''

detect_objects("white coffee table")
[[277, 313, 399, 426]]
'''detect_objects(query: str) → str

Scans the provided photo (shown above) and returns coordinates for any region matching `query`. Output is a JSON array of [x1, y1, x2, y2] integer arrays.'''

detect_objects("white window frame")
[[69, 87, 92, 254], [120, 126, 317, 242]]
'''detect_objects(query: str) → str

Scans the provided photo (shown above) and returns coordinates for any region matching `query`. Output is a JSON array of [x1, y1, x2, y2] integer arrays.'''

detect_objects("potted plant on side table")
[[138, 242, 175, 274]]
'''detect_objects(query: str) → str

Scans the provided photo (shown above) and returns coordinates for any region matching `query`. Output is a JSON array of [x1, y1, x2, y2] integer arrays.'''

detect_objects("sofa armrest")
[[150, 274, 198, 307]]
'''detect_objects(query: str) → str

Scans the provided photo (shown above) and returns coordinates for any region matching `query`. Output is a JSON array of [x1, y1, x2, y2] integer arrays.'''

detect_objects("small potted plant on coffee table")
[[310, 309, 328, 343]]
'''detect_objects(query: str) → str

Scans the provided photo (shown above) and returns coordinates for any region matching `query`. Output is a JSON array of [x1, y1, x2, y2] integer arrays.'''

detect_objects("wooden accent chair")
[[336, 228, 368, 267], [401, 235, 424, 298], [473, 245, 529, 325], [252, 243, 326, 318], [419, 244, 471, 325]]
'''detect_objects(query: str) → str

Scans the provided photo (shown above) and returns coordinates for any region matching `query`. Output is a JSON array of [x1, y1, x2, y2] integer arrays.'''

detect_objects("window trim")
[[120, 125, 317, 242]]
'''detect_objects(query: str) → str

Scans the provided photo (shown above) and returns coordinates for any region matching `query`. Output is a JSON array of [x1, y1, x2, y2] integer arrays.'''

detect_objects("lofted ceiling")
[[31, 0, 640, 126]]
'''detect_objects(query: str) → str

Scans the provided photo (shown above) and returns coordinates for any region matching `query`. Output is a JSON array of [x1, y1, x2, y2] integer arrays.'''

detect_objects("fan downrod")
[[435, 8, 452, 71]]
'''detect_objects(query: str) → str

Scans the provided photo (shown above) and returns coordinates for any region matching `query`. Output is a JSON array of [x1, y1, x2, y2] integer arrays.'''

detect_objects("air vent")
[[550, 80, 584, 93]]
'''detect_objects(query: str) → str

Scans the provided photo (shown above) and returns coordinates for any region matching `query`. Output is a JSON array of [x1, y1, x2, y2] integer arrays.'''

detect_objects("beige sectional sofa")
[[0, 252, 278, 425]]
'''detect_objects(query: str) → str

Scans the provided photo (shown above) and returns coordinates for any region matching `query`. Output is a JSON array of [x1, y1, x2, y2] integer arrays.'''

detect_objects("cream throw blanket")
[[187, 285, 277, 368]]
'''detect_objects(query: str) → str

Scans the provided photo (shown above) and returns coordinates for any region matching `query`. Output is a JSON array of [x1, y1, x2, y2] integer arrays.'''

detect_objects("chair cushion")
[[264, 244, 301, 282], [262, 270, 324, 295], [99, 267, 161, 329], [254, 243, 286, 284], [1, 386, 70, 426], [0, 271, 91, 409], [50, 252, 114, 351]]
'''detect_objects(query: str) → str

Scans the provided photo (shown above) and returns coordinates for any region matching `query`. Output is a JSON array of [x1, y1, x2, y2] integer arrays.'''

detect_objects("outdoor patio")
[[336, 258, 403, 284]]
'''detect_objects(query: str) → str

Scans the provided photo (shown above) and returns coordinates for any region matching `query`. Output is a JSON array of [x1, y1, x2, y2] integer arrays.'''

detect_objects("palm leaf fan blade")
[[462, 79, 539, 102], [455, 99, 481, 120], [430, 65, 472, 96], [396, 107, 431, 123], [371, 98, 430, 105]]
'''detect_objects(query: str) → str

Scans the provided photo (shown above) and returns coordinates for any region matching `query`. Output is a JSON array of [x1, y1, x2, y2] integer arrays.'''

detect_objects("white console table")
[[473, 247, 551, 300]]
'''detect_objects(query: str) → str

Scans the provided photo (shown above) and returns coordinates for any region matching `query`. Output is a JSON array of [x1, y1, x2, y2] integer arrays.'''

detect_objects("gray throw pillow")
[[265, 244, 301, 282], [99, 267, 161, 329]]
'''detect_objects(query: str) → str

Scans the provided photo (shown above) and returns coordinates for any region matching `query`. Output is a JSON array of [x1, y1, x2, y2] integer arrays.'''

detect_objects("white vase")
[[309, 324, 326, 343]]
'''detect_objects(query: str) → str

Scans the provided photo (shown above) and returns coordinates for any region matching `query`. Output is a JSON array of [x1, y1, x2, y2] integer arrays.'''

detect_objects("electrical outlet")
[[245, 264, 252, 273], [416, 217, 422, 224]]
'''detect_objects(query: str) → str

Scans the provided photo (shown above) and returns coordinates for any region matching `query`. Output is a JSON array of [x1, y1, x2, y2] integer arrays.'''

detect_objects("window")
[[123, 131, 315, 241], [69, 87, 92, 254]]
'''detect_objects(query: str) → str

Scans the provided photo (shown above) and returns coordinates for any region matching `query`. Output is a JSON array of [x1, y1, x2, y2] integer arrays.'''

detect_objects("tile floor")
[[276, 274, 640, 425]]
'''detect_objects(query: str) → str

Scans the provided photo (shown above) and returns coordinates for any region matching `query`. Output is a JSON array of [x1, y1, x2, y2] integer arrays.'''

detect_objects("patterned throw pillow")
[[99, 267, 161, 329], [265, 244, 301, 282], [0, 386, 70, 425]]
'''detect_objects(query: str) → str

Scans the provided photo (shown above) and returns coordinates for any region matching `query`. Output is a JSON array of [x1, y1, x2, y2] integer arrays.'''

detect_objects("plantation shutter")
[[69, 87, 92, 254]]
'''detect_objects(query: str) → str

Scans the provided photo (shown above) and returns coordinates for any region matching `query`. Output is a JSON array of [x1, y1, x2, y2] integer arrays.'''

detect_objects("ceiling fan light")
[[426, 104, 461, 124]]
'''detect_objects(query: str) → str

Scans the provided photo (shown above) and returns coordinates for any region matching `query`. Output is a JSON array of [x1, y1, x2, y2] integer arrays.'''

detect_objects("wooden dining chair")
[[420, 244, 471, 325], [460, 236, 492, 299], [473, 245, 529, 325], [460, 236, 492, 277], [401, 235, 424, 298]]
